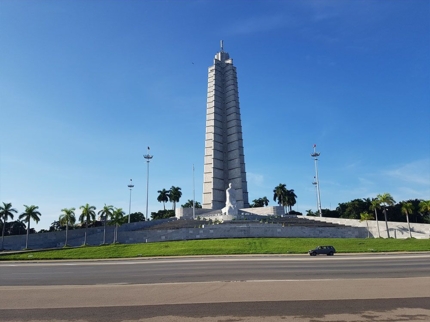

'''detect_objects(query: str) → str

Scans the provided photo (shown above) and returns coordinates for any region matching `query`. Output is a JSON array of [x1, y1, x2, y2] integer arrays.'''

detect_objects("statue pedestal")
[[222, 204, 238, 217]]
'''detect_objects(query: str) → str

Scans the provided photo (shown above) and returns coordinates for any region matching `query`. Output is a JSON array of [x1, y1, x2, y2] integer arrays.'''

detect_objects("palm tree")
[[261, 196, 269, 207], [0, 202, 18, 250], [377, 193, 395, 238], [401, 202, 414, 238], [360, 212, 374, 238], [251, 198, 263, 207], [169, 186, 182, 212], [79, 204, 96, 246], [98, 204, 113, 245], [369, 198, 381, 238], [251, 197, 270, 208], [18, 205, 42, 249], [59, 208, 76, 247], [273, 184, 288, 212], [285, 189, 297, 213], [157, 189, 170, 210], [181, 200, 202, 208], [109, 208, 125, 243], [419, 200, 430, 217]]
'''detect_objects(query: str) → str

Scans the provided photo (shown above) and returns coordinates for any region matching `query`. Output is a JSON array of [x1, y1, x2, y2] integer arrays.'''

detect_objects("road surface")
[[1, 253, 429, 321]]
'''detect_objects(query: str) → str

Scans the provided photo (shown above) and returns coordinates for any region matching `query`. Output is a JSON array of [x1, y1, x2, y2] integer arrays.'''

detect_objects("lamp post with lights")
[[143, 147, 153, 221], [127, 179, 134, 223], [311, 144, 322, 217]]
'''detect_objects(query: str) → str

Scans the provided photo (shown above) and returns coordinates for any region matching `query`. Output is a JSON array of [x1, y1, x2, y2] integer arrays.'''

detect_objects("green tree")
[[337, 199, 371, 219], [369, 198, 381, 238], [251, 197, 269, 207], [360, 212, 374, 238], [169, 186, 182, 212], [401, 202, 414, 238], [151, 210, 175, 220], [98, 204, 114, 245], [320, 208, 340, 218], [79, 204, 96, 246], [273, 184, 288, 209], [129, 212, 145, 222], [59, 208, 76, 247], [157, 189, 170, 211], [109, 208, 125, 243], [261, 196, 270, 207], [285, 189, 297, 213], [18, 205, 42, 249], [377, 193, 396, 238], [181, 200, 202, 208], [0, 202, 18, 250], [419, 200, 430, 223], [306, 209, 317, 216], [7, 220, 26, 235]]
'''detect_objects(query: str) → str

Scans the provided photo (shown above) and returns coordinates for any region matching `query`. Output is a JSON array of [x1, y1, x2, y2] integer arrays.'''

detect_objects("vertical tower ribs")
[[203, 46, 249, 210]]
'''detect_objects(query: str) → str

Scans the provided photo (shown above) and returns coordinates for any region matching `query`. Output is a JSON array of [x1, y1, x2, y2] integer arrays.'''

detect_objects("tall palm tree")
[[98, 204, 113, 245], [109, 208, 125, 243], [401, 202, 414, 238], [377, 193, 395, 238], [273, 184, 288, 211], [169, 186, 182, 212], [79, 204, 96, 246], [18, 205, 42, 249], [59, 208, 76, 247], [0, 202, 18, 250], [157, 189, 170, 211], [360, 212, 374, 238], [285, 189, 297, 213], [369, 198, 381, 238]]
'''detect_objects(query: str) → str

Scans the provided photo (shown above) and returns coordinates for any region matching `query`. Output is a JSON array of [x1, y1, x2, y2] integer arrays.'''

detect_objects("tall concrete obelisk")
[[203, 41, 249, 210]]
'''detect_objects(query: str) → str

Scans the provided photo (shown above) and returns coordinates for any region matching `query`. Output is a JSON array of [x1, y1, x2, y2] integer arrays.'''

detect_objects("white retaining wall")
[[305, 216, 430, 239], [1, 221, 367, 251]]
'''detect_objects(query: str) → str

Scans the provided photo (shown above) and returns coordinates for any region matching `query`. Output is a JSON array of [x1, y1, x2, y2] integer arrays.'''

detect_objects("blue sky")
[[1, 0, 429, 230]]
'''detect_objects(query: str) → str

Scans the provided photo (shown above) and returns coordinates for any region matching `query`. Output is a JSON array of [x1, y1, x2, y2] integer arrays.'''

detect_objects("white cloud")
[[385, 159, 430, 185]]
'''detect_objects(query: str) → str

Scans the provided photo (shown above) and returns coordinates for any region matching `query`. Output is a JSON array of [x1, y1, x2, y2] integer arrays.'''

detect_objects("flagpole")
[[192, 164, 195, 220]]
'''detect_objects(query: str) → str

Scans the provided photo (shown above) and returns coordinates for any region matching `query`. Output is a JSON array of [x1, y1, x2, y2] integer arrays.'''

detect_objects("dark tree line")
[[307, 198, 430, 224]]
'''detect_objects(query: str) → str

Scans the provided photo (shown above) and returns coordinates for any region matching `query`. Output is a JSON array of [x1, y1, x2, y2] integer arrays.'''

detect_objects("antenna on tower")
[[220, 40, 224, 52]]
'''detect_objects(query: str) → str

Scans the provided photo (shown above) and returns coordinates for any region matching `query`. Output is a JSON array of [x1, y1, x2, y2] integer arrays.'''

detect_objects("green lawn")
[[0, 238, 429, 260]]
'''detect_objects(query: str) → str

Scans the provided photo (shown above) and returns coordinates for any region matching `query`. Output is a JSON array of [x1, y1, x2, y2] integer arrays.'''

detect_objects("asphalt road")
[[1, 253, 429, 321], [1, 253, 429, 286]]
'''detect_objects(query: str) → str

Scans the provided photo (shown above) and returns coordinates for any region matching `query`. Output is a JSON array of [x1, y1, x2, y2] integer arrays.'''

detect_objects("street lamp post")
[[143, 147, 153, 221], [127, 179, 134, 224], [311, 144, 322, 217]]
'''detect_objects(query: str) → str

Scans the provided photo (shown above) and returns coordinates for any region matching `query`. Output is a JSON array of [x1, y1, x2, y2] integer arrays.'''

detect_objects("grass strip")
[[0, 238, 429, 260]]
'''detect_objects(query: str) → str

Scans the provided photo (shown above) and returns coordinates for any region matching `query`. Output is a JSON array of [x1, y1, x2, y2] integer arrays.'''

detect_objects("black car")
[[308, 246, 336, 256]]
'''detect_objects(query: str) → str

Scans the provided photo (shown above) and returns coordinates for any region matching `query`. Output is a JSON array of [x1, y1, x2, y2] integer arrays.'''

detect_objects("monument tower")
[[203, 41, 249, 210]]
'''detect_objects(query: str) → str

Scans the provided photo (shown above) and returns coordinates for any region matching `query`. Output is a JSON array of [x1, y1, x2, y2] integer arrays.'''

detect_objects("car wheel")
[[328, 252, 334, 256], [310, 252, 316, 256]]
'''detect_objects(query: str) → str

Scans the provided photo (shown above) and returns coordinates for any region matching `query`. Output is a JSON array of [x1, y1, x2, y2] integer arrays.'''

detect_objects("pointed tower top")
[[220, 40, 224, 52]]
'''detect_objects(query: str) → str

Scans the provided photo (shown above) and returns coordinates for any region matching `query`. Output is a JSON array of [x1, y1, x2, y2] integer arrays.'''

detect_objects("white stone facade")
[[203, 47, 249, 210], [305, 216, 430, 239]]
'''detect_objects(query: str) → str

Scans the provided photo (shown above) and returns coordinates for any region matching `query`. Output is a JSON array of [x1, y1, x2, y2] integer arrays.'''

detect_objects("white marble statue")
[[222, 183, 238, 216]]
